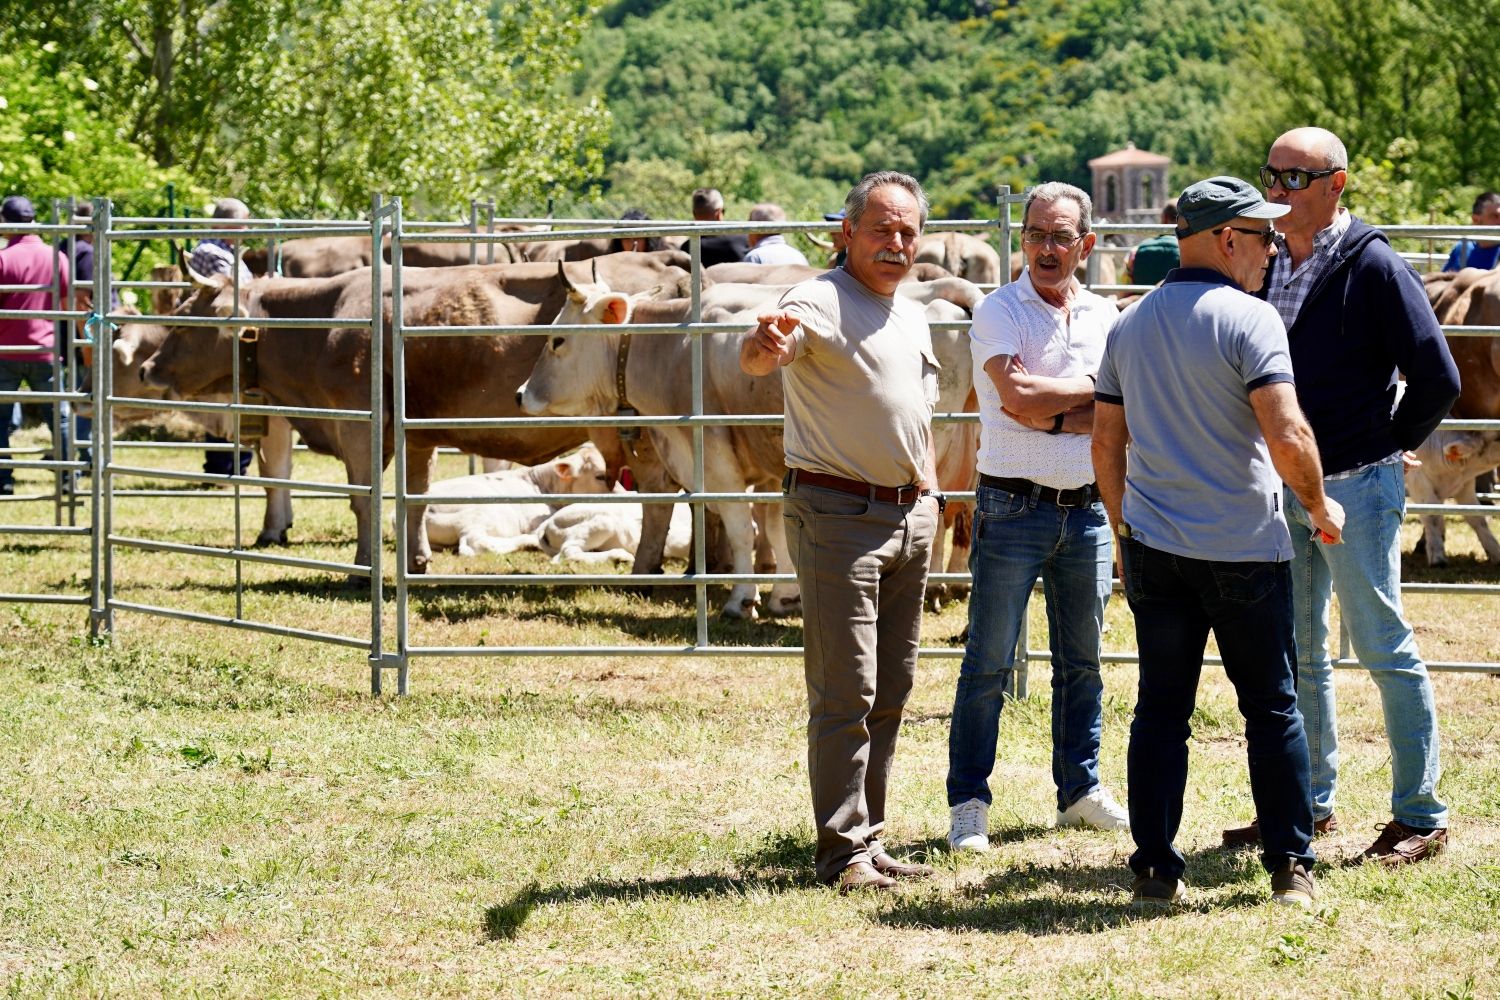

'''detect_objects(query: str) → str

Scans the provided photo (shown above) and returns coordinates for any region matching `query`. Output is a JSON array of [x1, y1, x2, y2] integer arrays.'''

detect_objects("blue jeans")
[[1284, 462, 1448, 829], [947, 483, 1112, 811], [0, 361, 56, 490], [1121, 538, 1314, 880]]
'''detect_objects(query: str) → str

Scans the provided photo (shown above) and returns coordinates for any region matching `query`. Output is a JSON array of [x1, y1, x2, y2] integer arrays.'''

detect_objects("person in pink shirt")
[[0, 196, 69, 495]]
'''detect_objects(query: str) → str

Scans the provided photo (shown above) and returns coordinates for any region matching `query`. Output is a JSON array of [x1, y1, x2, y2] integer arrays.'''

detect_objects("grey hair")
[[1474, 191, 1500, 215], [691, 188, 724, 216], [212, 197, 250, 220], [845, 171, 929, 230], [747, 202, 786, 223], [1023, 182, 1093, 234]]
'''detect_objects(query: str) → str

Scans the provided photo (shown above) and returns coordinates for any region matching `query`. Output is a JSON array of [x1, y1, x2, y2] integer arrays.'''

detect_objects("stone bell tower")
[[1087, 142, 1172, 224]]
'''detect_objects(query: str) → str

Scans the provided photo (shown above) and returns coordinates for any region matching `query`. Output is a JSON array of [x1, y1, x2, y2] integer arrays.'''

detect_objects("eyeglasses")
[[1022, 229, 1083, 249], [1259, 165, 1339, 191], [1213, 225, 1277, 246]]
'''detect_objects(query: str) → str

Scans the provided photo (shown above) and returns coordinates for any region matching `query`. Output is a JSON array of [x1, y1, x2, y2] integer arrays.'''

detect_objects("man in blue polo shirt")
[[1093, 176, 1344, 909]]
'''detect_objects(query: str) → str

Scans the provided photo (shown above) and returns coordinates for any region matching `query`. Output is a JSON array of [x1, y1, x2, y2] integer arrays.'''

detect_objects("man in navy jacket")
[[1223, 127, 1460, 865]]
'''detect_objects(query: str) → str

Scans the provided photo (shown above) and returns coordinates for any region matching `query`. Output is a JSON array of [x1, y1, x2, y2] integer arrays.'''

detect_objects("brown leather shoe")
[[837, 861, 897, 893], [871, 852, 933, 879], [1222, 813, 1339, 847], [1360, 820, 1448, 866]]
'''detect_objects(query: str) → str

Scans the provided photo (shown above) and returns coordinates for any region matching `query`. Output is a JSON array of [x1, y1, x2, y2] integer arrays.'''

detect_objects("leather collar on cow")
[[237, 327, 269, 440], [615, 331, 639, 442]]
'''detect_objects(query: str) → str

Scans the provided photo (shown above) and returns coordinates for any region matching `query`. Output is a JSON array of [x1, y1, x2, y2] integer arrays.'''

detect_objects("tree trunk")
[[150, 0, 176, 167]]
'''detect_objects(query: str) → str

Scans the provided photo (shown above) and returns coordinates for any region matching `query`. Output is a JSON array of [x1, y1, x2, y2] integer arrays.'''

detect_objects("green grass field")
[[1, 434, 1498, 998]]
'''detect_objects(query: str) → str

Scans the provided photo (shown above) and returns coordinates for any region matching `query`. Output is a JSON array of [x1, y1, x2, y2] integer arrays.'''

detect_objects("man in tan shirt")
[[740, 171, 943, 892]]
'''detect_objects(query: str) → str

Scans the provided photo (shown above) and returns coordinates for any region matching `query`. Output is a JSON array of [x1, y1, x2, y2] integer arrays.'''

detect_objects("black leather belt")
[[790, 469, 921, 504], [980, 474, 1099, 508]]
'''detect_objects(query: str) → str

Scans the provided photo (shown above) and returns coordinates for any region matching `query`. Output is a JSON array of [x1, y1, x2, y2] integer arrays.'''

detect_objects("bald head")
[[1270, 127, 1348, 171], [1265, 127, 1349, 242]]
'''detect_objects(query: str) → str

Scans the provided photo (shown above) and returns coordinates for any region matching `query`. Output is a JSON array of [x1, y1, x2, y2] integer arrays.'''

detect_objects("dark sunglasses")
[[1259, 165, 1339, 191], [1213, 225, 1276, 246]]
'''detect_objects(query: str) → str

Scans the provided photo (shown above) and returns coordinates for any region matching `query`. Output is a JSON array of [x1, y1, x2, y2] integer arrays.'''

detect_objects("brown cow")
[[94, 313, 296, 547], [916, 232, 1003, 284], [242, 228, 554, 277], [139, 256, 691, 573], [1435, 267, 1500, 421], [243, 236, 376, 278]]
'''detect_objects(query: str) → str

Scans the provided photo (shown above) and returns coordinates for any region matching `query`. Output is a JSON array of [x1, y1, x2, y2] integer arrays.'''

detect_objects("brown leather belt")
[[790, 469, 921, 504], [980, 473, 1099, 508]]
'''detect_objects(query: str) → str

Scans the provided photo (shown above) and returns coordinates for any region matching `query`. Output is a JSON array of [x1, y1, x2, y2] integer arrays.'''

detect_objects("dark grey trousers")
[[784, 483, 938, 883]]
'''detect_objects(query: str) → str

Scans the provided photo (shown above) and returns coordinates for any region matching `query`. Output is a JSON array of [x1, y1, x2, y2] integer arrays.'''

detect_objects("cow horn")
[[557, 260, 579, 295], [183, 260, 218, 288], [591, 259, 600, 285]]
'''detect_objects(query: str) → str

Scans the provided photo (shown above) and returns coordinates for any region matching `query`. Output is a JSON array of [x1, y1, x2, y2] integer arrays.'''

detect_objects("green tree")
[[1217, 0, 1500, 214], [0, 44, 197, 213], [3, 0, 610, 218]]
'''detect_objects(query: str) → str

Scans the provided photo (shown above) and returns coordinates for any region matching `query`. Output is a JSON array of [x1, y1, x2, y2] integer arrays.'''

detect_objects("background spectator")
[[0, 195, 70, 495], [744, 203, 809, 266], [1442, 192, 1500, 271]]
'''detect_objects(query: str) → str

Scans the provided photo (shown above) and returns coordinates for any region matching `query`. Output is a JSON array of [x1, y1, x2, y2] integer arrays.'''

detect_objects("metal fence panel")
[[2, 192, 1497, 694]]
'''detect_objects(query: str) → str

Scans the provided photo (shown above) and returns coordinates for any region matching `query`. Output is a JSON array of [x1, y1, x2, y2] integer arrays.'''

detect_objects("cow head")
[[94, 319, 178, 425], [1441, 431, 1484, 465], [515, 265, 635, 417], [530, 442, 612, 496], [138, 263, 252, 396]]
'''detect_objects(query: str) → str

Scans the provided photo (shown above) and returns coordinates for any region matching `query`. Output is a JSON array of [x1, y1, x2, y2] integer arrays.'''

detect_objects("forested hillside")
[[570, 0, 1498, 225], [2, 0, 1496, 224], [568, 0, 1260, 220]]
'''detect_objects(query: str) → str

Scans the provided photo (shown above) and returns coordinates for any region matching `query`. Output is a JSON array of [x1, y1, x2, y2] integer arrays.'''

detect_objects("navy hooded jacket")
[[1259, 216, 1459, 475]]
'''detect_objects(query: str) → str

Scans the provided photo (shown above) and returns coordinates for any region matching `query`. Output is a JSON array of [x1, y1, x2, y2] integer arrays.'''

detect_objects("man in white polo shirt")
[[946, 181, 1128, 853]]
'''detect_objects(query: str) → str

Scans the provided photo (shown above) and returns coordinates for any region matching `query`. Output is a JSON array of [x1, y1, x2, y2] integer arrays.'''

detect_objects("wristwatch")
[[1047, 413, 1065, 435], [920, 488, 947, 514]]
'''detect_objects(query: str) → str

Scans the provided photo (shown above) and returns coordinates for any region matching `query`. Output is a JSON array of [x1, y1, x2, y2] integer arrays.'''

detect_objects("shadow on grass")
[[482, 830, 817, 941], [1400, 548, 1500, 584], [410, 582, 806, 646], [879, 844, 1270, 935], [482, 832, 1283, 942]]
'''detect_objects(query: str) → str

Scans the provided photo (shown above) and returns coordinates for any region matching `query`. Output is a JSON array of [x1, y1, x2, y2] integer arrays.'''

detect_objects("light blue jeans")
[[947, 482, 1112, 811], [1283, 461, 1448, 829]]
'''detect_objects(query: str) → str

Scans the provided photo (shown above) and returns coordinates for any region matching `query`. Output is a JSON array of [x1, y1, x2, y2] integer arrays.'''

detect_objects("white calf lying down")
[[1408, 428, 1500, 565], [531, 499, 694, 564], [421, 444, 610, 556]]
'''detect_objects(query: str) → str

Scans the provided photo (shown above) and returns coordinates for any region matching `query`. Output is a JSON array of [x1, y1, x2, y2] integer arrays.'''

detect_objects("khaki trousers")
[[784, 482, 938, 883]]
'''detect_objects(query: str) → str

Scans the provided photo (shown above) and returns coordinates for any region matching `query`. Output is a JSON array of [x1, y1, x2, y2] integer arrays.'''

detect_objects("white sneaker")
[[1057, 786, 1130, 831], [948, 798, 990, 853]]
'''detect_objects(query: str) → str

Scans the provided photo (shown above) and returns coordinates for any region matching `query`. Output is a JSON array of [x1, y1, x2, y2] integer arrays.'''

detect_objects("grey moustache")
[[875, 250, 908, 264]]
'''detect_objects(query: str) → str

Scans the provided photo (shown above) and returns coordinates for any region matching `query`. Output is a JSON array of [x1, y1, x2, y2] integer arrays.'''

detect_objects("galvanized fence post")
[[389, 197, 410, 696], [90, 197, 112, 637], [369, 194, 391, 695]]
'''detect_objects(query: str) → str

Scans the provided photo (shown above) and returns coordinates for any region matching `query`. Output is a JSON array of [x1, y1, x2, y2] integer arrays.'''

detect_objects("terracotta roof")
[[1088, 142, 1172, 168]]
